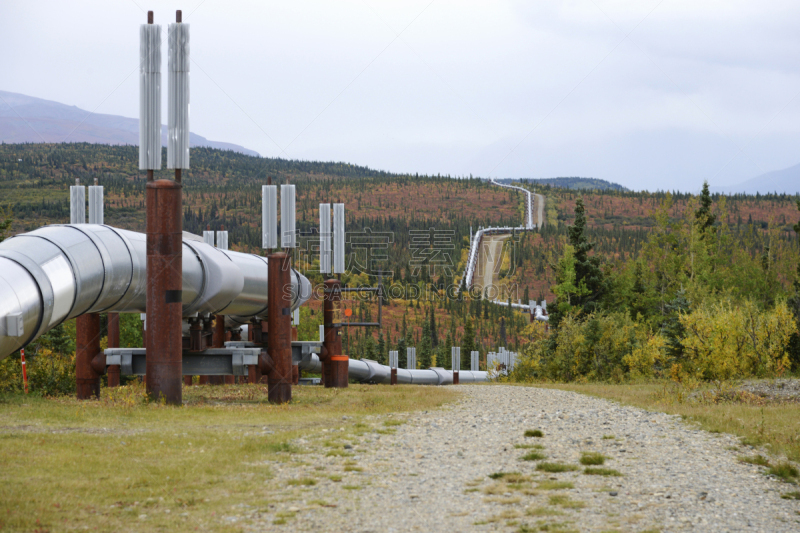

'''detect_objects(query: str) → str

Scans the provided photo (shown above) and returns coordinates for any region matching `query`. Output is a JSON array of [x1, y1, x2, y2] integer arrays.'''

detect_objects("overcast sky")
[[3, 0, 800, 191]]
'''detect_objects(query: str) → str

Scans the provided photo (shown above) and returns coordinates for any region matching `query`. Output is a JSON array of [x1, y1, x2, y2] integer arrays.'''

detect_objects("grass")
[[515, 443, 545, 450], [781, 491, 800, 500], [0, 383, 456, 532], [767, 462, 799, 483], [583, 468, 623, 477], [489, 472, 531, 483], [579, 452, 607, 466], [602, 435, 615, 440], [536, 381, 800, 463], [521, 451, 548, 461], [548, 495, 586, 509], [525, 429, 544, 438], [740, 454, 771, 467], [536, 462, 579, 473], [536, 480, 574, 490], [526, 507, 565, 516], [287, 478, 317, 486]]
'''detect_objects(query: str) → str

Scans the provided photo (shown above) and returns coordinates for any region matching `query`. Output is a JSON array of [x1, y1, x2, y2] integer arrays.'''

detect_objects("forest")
[[510, 182, 800, 388], [1, 142, 799, 393]]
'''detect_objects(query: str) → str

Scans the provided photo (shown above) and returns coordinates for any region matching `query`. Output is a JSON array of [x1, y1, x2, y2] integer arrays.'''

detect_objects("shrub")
[[679, 300, 797, 384]]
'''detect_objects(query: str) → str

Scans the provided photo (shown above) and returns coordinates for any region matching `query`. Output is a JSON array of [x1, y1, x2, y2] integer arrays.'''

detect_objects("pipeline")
[[460, 180, 538, 291], [299, 354, 489, 385], [0, 224, 311, 362]]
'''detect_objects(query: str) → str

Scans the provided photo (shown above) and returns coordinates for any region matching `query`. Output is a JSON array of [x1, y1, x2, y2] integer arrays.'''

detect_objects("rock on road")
[[245, 385, 800, 532]]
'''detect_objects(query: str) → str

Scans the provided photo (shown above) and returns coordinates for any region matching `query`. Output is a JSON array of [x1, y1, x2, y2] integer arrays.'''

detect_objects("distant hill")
[[713, 163, 800, 195], [0, 90, 259, 157], [498, 177, 628, 192]]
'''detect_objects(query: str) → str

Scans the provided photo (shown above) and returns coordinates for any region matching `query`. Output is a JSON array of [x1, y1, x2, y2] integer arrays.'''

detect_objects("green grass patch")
[[521, 451, 547, 461], [583, 468, 622, 477], [579, 452, 607, 466], [525, 506, 565, 516], [524, 429, 544, 438], [781, 491, 800, 500], [383, 419, 405, 426], [515, 443, 545, 450], [0, 383, 456, 532], [342, 485, 362, 490], [601, 435, 615, 440], [536, 462, 579, 473], [739, 454, 771, 467], [548, 495, 586, 509], [489, 471, 521, 480], [536, 480, 574, 490], [325, 449, 353, 457], [767, 462, 799, 483], [287, 478, 316, 486]]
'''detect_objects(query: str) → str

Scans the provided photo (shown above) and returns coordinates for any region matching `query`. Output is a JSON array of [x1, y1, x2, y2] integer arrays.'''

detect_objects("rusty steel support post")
[[76, 313, 102, 399], [145, 172, 183, 405], [267, 252, 292, 403], [390, 367, 397, 385], [206, 314, 227, 385], [453, 370, 459, 385], [323, 279, 348, 388], [107, 312, 121, 387]]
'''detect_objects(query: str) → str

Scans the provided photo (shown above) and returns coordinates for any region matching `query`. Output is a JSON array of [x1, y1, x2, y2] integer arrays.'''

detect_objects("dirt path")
[[534, 193, 544, 228], [474, 234, 510, 298], [243, 385, 800, 533]]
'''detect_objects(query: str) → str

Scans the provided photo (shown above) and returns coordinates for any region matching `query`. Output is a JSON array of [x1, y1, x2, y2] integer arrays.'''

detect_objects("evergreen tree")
[[695, 180, 716, 237], [396, 336, 407, 369], [567, 196, 604, 313], [661, 289, 690, 366], [442, 333, 454, 369], [429, 306, 438, 347], [498, 317, 507, 348], [461, 315, 477, 369], [377, 331, 386, 365], [788, 200, 800, 370], [418, 321, 433, 369]]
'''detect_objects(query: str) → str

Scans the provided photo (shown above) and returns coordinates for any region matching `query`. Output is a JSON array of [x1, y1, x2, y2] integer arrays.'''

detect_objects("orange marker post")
[[20, 348, 28, 394]]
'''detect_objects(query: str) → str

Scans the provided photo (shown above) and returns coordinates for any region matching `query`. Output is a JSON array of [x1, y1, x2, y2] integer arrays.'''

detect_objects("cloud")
[[2, 0, 799, 191]]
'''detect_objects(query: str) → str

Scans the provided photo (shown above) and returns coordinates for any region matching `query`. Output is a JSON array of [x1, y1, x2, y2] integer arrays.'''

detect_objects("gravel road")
[[475, 235, 510, 298], [242, 385, 800, 532]]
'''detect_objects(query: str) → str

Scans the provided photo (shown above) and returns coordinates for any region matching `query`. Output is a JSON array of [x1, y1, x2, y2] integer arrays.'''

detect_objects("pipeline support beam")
[[267, 252, 292, 403], [323, 279, 348, 388], [76, 313, 101, 399]]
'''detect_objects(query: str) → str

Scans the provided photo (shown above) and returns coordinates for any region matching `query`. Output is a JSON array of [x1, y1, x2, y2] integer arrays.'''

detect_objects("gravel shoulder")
[[243, 385, 800, 532]]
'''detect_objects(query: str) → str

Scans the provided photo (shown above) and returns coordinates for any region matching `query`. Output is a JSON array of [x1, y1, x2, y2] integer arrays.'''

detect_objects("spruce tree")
[[461, 315, 476, 369], [695, 180, 716, 237], [396, 336, 407, 369], [419, 321, 433, 369], [377, 331, 386, 365], [430, 306, 438, 348], [788, 200, 800, 370], [567, 196, 604, 313]]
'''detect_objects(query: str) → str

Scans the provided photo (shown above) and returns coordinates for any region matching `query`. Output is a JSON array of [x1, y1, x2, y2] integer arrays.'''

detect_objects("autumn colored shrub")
[[677, 300, 797, 385]]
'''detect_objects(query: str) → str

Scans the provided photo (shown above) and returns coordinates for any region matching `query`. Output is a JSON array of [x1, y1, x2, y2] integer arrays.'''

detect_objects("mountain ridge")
[[0, 90, 259, 157], [712, 162, 800, 195]]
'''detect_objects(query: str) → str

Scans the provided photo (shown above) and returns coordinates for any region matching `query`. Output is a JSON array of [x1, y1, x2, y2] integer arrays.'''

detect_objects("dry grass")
[[0, 383, 456, 532], [535, 382, 800, 462]]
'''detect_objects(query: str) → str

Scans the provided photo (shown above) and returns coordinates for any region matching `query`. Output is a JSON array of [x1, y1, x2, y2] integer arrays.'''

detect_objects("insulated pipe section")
[[0, 224, 312, 361], [300, 354, 489, 385]]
